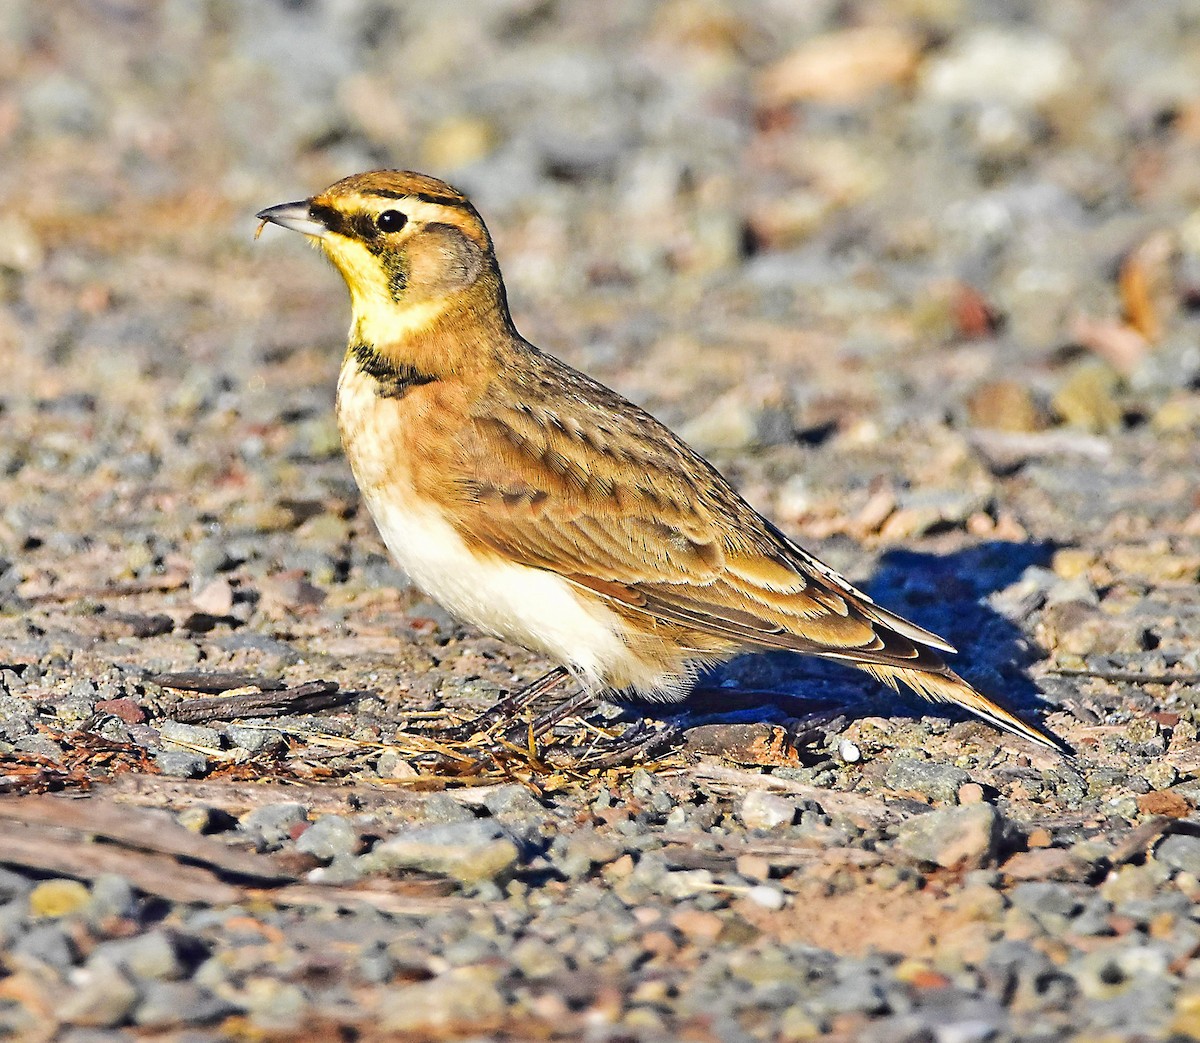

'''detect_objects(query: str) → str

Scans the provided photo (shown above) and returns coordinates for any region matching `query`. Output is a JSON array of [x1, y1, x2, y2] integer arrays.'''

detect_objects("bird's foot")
[[441, 666, 572, 743]]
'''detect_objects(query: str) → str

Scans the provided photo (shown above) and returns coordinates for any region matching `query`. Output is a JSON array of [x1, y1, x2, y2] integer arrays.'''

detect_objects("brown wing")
[[438, 348, 953, 673]]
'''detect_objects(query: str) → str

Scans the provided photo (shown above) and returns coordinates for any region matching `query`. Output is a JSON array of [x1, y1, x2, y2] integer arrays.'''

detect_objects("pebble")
[[154, 748, 209, 778], [94, 931, 184, 980], [894, 805, 1001, 870], [239, 803, 309, 851], [921, 28, 1079, 107], [738, 789, 799, 830], [1155, 835, 1200, 877], [378, 970, 506, 1033], [133, 980, 235, 1028], [59, 959, 140, 1027], [294, 814, 358, 861], [838, 740, 861, 764], [746, 885, 787, 911], [29, 879, 91, 918], [360, 820, 521, 885], [884, 758, 971, 804]]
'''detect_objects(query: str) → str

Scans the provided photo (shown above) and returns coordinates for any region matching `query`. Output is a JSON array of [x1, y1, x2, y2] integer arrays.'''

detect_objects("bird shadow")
[[643, 538, 1060, 739]]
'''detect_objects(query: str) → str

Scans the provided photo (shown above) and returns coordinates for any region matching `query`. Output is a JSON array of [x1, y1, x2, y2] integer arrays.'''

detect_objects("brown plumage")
[[256, 169, 1066, 752]]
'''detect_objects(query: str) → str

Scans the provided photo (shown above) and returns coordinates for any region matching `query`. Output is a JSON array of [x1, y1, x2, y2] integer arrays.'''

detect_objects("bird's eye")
[[377, 210, 407, 233]]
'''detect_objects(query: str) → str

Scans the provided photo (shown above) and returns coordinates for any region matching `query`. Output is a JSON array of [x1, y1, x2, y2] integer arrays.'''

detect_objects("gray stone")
[[295, 814, 358, 860], [549, 828, 622, 879], [510, 937, 567, 980], [226, 724, 283, 752], [893, 804, 1001, 869], [60, 958, 139, 1027], [93, 931, 183, 980], [133, 981, 235, 1028], [360, 819, 520, 885], [1010, 881, 1084, 932], [12, 924, 77, 969], [158, 720, 222, 749], [154, 748, 209, 778], [1154, 833, 1200, 876], [86, 874, 136, 923], [239, 802, 309, 850], [482, 783, 546, 821], [884, 758, 971, 804], [418, 791, 475, 824], [630, 768, 674, 815], [738, 789, 799, 830], [378, 970, 505, 1033]]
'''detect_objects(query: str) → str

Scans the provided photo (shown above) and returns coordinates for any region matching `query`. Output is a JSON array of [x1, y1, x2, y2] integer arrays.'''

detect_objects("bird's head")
[[256, 170, 505, 342]]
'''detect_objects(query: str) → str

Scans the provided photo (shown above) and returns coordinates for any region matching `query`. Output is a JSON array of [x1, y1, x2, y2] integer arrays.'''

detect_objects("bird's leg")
[[504, 686, 596, 746], [445, 665, 571, 740]]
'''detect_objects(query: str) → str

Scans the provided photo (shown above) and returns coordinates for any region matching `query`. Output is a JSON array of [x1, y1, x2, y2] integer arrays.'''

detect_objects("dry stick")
[[1, 824, 246, 904], [149, 671, 286, 693], [0, 796, 296, 883], [687, 762, 899, 823], [166, 681, 359, 724]]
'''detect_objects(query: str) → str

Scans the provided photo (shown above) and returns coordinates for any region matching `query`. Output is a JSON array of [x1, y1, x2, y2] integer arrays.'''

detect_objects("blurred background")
[[2, 0, 1199, 635]]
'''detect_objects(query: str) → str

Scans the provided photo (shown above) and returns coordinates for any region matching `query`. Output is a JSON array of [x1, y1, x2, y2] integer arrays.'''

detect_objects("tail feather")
[[858, 662, 1070, 754]]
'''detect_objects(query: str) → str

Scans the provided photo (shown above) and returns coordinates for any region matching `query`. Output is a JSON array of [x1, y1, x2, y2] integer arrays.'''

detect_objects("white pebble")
[[838, 740, 861, 764], [747, 885, 786, 910]]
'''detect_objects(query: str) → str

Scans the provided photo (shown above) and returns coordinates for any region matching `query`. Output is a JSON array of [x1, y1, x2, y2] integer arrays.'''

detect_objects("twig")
[[686, 762, 900, 823], [150, 671, 285, 693], [167, 681, 358, 723], [0, 796, 296, 883]]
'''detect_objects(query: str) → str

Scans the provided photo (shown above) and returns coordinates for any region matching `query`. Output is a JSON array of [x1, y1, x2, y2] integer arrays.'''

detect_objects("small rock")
[[746, 885, 786, 911], [158, 720, 222, 749], [94, 697, 145, 725], [133, 980, 235, 1028], [1052, 362, 1123, 433], [510, 937, 567, 980], [295, 815, 359, 861], [967, 379, 1044, 432], [958, 783, 986, 805], [12, 923, 77, 969], [60, 958, 139, 1027], [482, 784, 548, 835], [154, 748, 209, 778], [30, 879, 91, 918], [1155, 834, 1200, 876], [738, 790, 798, 830], [921, 28, 1079, 107], [678, 392, 760, 454], [87, 874, 135, 922], [548, 828, 622, 879], [94, 931, 184, 980], [838, 739, 861, 764], [226, 724, 283, 753], [894, 804, 1002, 870], [239, 803, 309, 851], [361, 819, 520, 885], [885, 758, 971, 804], [379, 970, 505, 1033], [417, 791, 475, 824], [192, 577, 234, 617]]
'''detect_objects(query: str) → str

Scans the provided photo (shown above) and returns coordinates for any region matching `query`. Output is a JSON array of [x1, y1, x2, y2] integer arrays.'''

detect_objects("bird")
[[255, 169, 1066, 753]]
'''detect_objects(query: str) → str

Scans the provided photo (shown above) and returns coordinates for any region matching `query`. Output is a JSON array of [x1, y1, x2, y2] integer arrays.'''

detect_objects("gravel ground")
[[3, 1, 1200, 1040]]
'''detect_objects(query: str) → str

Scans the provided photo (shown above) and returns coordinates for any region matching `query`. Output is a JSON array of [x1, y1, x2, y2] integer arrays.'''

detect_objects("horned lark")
[[256, 170, 1065, 752]]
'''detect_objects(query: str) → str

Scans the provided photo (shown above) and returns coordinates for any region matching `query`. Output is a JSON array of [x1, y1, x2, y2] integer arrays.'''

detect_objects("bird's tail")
[[857, 662, 1070, 754]]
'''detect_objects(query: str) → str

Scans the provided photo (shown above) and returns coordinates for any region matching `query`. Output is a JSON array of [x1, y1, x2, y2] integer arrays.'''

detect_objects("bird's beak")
[[254, 199, 329, 238]]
